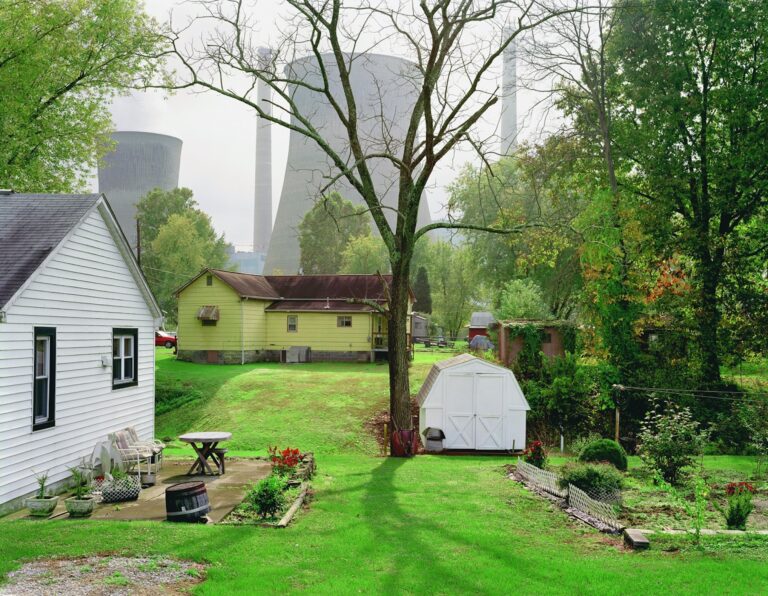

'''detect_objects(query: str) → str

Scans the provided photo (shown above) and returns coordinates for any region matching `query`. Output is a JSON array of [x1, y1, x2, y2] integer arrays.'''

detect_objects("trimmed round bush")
[[557, 462, 623, 495], [578, 439, 628, 471]]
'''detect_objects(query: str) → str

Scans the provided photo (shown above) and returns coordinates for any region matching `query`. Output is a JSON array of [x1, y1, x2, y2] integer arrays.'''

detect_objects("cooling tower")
[[253, 48, 273, 254], [264, 53, 431, 274], [500, 35, 518, 155], [98, 131, 182, 251]]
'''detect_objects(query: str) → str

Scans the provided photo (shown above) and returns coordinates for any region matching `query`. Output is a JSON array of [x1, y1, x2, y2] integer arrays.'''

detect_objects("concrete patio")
[[8, 458, 271, 524]]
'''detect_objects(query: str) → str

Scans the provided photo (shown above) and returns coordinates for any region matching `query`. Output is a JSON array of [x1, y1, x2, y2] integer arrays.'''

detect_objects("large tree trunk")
[[697, 250, 722, 384], [387, 265, 414, 456]]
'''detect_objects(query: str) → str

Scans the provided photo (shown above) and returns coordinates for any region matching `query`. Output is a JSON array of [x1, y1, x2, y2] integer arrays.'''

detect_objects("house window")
[[202, 319, 217, 327], [287, 315, 298, 332], [33, 327, 56, 431], [337, 316, 352, 328], [541, 332, 552, 344], [206, 274, 213, 286], [113, 328, 138, 389]]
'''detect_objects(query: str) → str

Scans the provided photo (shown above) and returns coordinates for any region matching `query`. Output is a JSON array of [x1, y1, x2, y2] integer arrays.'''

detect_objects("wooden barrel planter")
[[165, 481, 210, 523]]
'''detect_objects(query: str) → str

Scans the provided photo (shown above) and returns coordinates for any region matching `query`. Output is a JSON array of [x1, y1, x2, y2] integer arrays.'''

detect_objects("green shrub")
[[246, 475, 286, 519], [557, 462, 623, 496], [637, 400, 709, 485], [579, 439, 628, 471], [569, 433, 602, 458]]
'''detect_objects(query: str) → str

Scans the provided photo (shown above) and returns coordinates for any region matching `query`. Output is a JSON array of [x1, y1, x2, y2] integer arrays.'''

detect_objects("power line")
[[614, 384, 768, 406]]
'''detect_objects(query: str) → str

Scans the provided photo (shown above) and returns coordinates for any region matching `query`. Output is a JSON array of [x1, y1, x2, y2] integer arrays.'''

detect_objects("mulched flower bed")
[[0, 555, 206, 596], [221, 452, 315, 527]]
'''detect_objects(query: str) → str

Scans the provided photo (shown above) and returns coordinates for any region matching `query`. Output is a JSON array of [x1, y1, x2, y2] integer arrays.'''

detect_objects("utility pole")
[[612, 384, 624, 444], [136, 220, 142, 268]]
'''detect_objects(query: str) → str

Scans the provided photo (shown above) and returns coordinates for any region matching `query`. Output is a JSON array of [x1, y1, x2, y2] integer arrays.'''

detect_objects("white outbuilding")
[[417, 354, 530, 451]]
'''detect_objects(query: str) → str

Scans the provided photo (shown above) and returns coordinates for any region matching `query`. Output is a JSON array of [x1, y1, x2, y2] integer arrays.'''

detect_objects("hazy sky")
[[103, 0, 545, 250]]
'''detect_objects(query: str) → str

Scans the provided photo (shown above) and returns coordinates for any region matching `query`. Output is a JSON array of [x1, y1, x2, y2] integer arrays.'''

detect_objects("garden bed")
[[221, 451, 315, 527], [618, 467, 768, 532]]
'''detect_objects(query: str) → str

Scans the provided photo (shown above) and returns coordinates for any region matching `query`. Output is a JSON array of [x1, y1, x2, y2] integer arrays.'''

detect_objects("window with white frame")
[[287, 315, 298, 332], [113, 328, 138, 388], [337, 315, 352, 328]]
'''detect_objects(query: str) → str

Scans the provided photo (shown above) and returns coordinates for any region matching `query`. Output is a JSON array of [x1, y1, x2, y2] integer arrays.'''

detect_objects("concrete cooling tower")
[[264, 53, 431, 274], [98, 131, 182, 251]]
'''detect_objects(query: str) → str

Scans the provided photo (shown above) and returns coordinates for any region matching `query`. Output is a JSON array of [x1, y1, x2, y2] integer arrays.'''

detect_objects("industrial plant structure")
[[500, 35, 518, 156], [263, 53, 432, 274], [97, 131, 182, 252], [253, 47, 273, 256]]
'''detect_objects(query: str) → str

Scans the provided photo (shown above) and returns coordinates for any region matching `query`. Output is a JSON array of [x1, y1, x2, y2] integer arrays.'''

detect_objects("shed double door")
[[444, 373, 505, 450]]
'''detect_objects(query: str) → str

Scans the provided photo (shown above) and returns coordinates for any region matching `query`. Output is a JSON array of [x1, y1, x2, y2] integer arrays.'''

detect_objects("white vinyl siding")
[[0, 207, 156, 508]]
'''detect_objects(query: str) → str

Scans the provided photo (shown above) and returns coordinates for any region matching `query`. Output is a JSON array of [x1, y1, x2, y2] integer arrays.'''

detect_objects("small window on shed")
[[541, 331, 552, 344], [206, 274, 213, 286], [287, 315, 298, 332], [337, 315, 352, 328]]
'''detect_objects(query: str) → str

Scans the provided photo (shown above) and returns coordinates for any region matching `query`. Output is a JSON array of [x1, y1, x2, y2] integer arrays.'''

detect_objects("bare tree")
[[158, 0, 581, 454]]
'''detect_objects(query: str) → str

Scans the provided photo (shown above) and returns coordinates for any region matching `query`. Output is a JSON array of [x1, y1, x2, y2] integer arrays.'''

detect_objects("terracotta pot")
[[65, 496, 95, 517], [25, 496, 59, 517]]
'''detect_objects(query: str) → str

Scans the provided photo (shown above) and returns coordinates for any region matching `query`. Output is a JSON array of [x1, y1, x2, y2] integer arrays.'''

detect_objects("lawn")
[[2, 349, 768, 594]]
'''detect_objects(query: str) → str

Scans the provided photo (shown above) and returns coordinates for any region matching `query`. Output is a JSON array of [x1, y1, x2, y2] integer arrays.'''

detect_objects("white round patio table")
[[179, 432, 232, 475]]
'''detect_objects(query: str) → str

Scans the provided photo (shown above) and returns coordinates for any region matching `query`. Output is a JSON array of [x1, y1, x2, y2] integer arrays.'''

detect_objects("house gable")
[[0, 202, 158, 510]]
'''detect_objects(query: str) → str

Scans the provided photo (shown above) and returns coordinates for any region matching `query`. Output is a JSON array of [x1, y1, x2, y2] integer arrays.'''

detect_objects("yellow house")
[[175, 269, 412, 363]]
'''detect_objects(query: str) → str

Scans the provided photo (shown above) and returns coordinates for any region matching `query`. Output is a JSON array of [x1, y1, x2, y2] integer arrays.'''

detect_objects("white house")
[[417, 354, 530, 451], [0, 192, 162, 513]]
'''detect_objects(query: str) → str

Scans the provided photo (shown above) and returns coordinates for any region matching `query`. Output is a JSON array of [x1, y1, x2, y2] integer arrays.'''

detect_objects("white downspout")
[[241, 298, 246, 365]]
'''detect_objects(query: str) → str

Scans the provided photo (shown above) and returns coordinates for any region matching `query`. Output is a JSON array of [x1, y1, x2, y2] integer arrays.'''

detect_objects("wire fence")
[[516, 459, 622, 531]]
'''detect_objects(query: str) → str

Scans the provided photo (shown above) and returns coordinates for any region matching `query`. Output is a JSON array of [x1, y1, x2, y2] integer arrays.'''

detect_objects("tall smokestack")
[[253, 47, 273, 253], [500, 32, 518, 156]]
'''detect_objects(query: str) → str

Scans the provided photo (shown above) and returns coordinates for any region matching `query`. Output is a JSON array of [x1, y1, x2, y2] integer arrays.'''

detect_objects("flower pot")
[[25, 496, 59, 517], [65, 496, 95, 517], [101, 477, 141, 503]]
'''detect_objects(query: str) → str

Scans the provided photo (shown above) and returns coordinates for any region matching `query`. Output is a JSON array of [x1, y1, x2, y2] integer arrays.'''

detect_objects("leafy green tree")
[[340, 234, 390, 274], [609, 0, 768, 383], [136, 187, 197, 246], [425, 242, 477, 338], [412, 267, 432, 314], [298, 193, 370, 274], [448, 139, 585, 320], [137, 188, 230, 325], [0, 0, 162, 191], [497, 279, 551, 321]]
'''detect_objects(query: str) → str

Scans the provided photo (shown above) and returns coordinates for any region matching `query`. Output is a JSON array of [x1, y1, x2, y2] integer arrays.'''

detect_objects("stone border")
[[277, 482, 310, 528]]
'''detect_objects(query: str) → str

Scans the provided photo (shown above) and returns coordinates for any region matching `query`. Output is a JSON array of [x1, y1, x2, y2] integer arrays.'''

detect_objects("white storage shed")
[[418, 354, 529, 451]]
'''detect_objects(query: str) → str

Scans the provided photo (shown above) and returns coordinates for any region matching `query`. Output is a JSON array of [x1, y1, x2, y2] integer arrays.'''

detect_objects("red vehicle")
[[155, 331, 177, 349]]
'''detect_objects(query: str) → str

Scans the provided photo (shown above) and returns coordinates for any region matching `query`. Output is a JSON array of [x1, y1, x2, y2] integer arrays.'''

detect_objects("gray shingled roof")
[[469, 311, 496, 328], [0, 193, 100, 309]]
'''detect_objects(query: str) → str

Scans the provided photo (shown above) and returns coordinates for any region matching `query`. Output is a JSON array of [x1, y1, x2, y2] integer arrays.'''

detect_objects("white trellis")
[[515, 459, 622, 532]]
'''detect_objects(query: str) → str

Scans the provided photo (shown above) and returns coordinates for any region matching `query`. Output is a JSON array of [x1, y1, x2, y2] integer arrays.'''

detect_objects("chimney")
[[500, 31, 518, 156], [253, 47, 273, 254]]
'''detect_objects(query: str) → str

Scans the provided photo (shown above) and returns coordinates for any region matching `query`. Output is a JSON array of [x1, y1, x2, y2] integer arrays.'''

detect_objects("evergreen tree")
[[412, 266, 432, 314]]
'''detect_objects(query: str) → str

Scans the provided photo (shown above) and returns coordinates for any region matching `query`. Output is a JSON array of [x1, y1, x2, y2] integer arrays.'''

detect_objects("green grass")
[[2, 349, 768, 594], [155, 349, 445, 456]]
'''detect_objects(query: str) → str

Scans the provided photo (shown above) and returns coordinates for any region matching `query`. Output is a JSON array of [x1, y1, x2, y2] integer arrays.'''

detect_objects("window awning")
[[197, 305, 220, 321]]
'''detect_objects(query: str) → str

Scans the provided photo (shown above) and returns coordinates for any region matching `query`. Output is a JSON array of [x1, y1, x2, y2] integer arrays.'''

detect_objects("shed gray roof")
[[0, 193, 100, 309], [416, 353, 479, 406], [469, 311, 496, 328]]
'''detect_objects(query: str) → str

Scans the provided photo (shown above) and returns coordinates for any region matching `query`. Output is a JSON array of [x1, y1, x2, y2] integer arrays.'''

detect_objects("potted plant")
[[64, 467, 95, 517], [101, 467, 141, 503], [25, 471, 59, 517]]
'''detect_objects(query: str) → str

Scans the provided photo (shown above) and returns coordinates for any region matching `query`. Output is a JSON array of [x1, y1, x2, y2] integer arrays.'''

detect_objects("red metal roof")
[[265, 300, 379, 312], [264, 274, 392, 301], [176, 270, 402, 307]]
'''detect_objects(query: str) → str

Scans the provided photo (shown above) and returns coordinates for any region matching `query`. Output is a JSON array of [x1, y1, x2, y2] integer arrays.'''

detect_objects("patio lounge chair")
[[122, 426, 165, 471], [109, 430, 155, 483]]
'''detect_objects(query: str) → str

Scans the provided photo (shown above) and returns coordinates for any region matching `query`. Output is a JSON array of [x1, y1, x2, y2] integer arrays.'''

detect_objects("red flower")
[[726, 482, 755, 496]]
